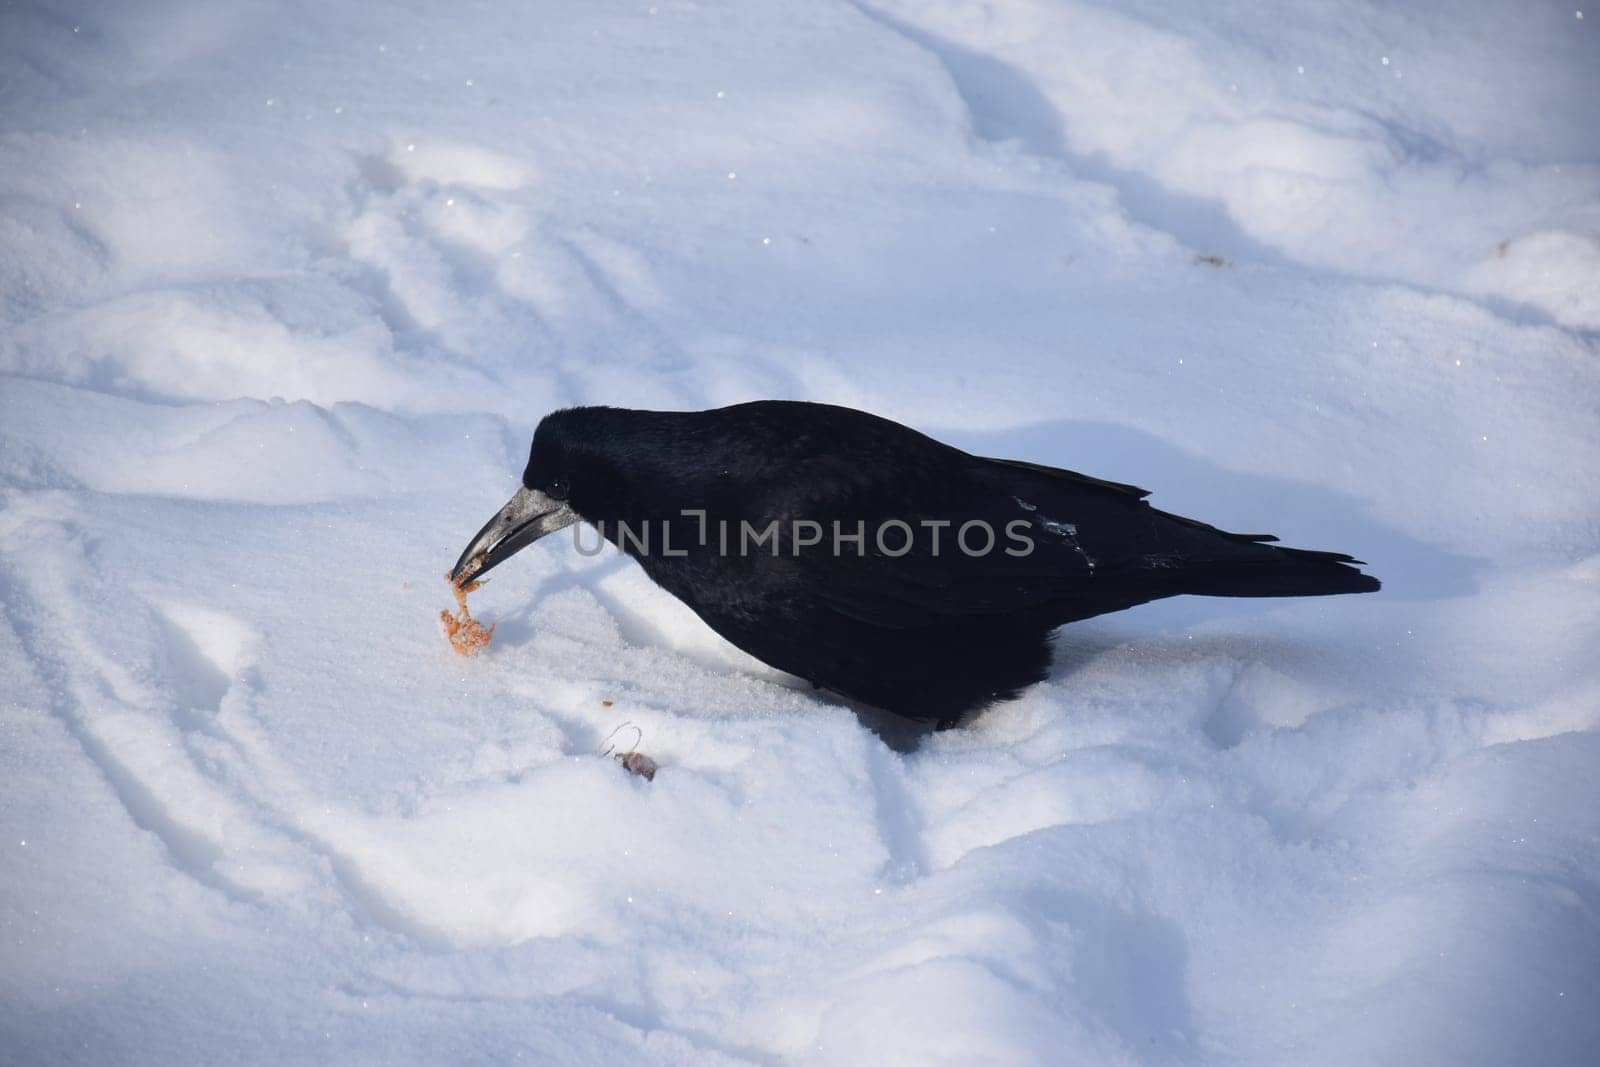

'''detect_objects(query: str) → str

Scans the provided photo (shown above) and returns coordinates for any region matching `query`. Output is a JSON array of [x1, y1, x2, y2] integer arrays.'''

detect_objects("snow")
[[2, 1, 1597, 1063]]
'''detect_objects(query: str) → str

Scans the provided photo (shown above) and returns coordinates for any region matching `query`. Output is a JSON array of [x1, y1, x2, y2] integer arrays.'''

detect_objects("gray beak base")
[[451, 487, 577, 583]]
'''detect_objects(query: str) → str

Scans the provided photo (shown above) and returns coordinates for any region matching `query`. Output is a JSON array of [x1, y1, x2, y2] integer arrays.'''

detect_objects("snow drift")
[[2, 1, 1597, 1064]]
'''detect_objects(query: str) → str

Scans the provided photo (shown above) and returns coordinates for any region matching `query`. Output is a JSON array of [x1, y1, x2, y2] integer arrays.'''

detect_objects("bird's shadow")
[[491, 551, 941, 751], [940, 417, 1481, 606], [486, 551, 635, 649], [815, 689, 941, 753]]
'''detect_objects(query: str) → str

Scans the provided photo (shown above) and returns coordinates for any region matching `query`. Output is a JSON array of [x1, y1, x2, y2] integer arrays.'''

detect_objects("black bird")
[[452, 401, 1378, 728]]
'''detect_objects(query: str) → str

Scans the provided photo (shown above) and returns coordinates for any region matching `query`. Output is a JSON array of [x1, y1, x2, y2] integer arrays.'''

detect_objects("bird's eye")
[[547, 478, 569, 501]]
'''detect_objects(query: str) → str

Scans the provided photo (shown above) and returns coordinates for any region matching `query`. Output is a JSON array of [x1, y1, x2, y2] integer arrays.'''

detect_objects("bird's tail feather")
[[1175, 546, 1380, 598]]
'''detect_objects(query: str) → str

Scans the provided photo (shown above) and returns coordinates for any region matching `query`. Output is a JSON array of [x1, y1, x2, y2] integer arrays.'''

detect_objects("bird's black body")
[[456, 401, 1379, 727]]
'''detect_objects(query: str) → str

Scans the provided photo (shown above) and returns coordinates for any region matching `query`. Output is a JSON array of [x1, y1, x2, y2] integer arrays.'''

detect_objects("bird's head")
[[448, 408, 605, 584]]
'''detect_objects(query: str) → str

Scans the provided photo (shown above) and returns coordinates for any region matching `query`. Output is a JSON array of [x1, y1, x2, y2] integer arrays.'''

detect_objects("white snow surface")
[[3, 1, 1598, 1063]]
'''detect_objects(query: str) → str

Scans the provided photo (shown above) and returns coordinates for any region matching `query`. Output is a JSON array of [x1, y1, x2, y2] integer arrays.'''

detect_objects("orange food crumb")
[[441, 566, 495, 656]]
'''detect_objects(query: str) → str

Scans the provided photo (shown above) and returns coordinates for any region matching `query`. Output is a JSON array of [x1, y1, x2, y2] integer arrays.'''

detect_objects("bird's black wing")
[[977, 455, 1151, 499], [756, 451, 1168, 631]]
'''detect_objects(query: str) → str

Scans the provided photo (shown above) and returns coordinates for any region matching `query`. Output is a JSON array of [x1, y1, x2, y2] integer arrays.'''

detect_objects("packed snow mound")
[[2, 1, 1597, 1065], [862, 0, 1600, 329]]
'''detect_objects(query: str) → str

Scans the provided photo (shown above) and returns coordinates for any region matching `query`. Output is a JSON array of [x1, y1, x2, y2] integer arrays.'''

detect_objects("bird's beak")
[[450, 486, 578, 583]]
